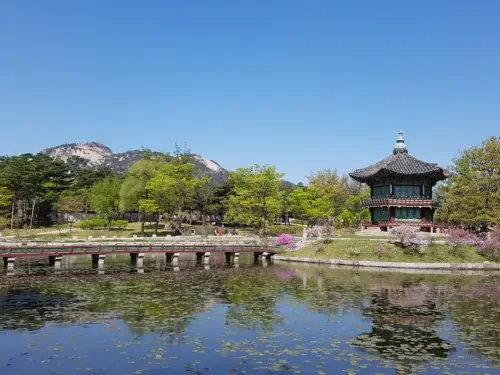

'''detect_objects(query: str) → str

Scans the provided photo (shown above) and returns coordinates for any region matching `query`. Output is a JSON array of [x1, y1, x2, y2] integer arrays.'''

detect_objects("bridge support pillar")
[[49, 256, 63, 271], [92, 254, 106, 271], [196, 252, 203, 266], [234, 252, 240, 268], [203, 252, 210, 270], [3, 257, 15, 272], [137, 253, 145, 273], [130, 253, 138, 266], [172, 252, 180, 271], [261, 252, 272, 267], [137, 253, 145, 268]]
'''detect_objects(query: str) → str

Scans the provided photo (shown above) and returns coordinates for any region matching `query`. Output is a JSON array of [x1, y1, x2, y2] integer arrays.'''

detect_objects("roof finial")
[[393, 130, 408, 154]]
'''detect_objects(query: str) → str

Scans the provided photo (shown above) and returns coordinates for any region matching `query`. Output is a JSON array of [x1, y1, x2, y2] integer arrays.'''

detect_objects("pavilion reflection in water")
[[352, 285, 454, 373]]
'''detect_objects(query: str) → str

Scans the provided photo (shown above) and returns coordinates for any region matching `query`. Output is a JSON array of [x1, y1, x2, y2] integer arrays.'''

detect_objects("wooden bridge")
[[0, 243, 280, 272]]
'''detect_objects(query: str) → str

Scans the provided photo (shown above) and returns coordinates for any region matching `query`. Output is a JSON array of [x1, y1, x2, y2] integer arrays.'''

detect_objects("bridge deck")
[[0, 243, 280, 258]]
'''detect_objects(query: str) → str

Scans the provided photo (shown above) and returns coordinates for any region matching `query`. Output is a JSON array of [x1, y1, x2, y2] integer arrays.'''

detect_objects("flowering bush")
[[376, 243, 392, 257], [491, 226, 500, 242], [477, 239, 500, 260], [476, 228, 500, 260], [389, 225, 429, 254], [306, 224, 334, 238], [276, 234, 297, 251], [447, 228, 483, 247], [349, 247, 361, 256]]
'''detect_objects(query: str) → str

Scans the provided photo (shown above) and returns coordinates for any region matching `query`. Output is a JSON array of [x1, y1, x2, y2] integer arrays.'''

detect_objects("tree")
[[90, 177, 122, 225], [279, 184, 294, 225], [0, 153, 70, 229], [289, 187, 312, 225], [307, 169, 351, 220], [437, 136, 500, 230], [147, 162, 197, 231], [56, 192, 85, 234], [226, 165, 284, 235], [0, 187, 12, 230], [119, 154, 168, 235], [194, 176, 216, 236], [336, 190, 371, 228], [73, 167, 115, 219]]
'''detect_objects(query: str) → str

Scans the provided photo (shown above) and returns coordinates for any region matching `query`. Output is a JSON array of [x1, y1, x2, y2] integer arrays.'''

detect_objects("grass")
[[282, 239, 489, 263]]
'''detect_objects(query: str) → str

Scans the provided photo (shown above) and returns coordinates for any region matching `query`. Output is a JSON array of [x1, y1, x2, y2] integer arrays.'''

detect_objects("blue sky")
[[1, 1, 499, 183]]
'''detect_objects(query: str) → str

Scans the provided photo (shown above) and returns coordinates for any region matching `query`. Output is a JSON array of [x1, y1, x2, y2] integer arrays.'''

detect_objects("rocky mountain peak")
[[43, 142, 113, 167], [42, 142, 230, 184]]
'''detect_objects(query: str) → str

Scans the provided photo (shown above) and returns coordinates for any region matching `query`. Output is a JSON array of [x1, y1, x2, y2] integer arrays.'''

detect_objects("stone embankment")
[[274, 255, 500, 270]]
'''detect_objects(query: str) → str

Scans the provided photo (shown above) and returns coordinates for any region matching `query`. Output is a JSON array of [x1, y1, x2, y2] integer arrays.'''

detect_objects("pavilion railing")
[[361, 196, 440, 208]]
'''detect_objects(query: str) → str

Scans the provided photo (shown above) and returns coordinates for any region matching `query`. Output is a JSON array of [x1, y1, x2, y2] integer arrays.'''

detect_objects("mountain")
[[42, 142, 230, 184]]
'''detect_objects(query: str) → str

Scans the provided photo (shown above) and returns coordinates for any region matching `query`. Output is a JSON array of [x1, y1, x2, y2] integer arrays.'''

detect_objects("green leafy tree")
[[72, 167, 115, 219], [226, 165, 284, 235], [307, 169, 351, 220], [147, 162, 197, 231], [90, 177, 122, 225], [289, 187, 312, 225], [194, 176, 216, 235], [336, 190, 371, 228], [437, 136, 500, 230], [119, 153, 168, 235], [56, 192, 85, 234], [279, 184, 294, 225], [0, 186, 12, 229], [0, 153, 70, 229]]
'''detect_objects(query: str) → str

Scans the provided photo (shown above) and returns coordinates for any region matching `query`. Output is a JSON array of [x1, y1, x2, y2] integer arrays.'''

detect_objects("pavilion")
[[349, 131, 451, 232]]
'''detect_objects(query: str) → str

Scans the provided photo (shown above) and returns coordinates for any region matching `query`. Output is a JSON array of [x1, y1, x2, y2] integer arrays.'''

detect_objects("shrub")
[[315, 243, 325, 254], [349, 247, 361, 256], [376, 243, 392, 257], [266, 225, 303, 236], [389, 225, 429, 254], [0, 216, 7, 230], [477, 236, 500, 260], [276, 234, 297, 251], [77, 218, 109, 230], [110, 220, 128, 230], [447, 228, 483, 247], [491, 226, 500, 242], [307, 224, 334, 238]]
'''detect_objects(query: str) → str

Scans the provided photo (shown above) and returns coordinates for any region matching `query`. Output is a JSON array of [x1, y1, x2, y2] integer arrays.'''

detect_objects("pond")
[[0, 262, 500, 374]]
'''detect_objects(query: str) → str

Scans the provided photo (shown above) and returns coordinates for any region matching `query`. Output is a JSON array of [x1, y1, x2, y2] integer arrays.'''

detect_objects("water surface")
[[1, 263, 500, 374]]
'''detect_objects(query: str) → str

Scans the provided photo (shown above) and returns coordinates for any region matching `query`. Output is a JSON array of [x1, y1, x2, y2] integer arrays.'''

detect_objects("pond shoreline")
[[274, 255, 500, 270]]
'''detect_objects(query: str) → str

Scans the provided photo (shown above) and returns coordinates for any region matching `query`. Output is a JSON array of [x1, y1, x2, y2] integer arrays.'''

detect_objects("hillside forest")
[[0, 136, 498, 235]]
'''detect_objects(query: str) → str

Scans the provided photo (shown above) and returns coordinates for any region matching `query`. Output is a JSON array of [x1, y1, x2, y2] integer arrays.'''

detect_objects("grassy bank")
[[282, 239, 488, 263]]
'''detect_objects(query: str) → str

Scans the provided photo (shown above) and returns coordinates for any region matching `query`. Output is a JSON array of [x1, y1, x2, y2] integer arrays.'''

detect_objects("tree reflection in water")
[[0, 266, 500, 374], [352, 285, 454, 374]]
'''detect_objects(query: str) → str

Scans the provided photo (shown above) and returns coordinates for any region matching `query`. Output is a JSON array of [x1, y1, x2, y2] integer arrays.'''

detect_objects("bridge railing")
[[0, 243, 280, 256]]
